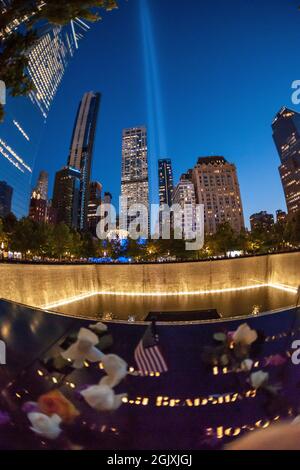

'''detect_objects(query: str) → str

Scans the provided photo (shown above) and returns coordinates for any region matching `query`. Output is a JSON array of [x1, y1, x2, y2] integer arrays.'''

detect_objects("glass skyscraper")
[[68, 92, 101, 231], [52, 166, 81, 229], [272, 107, 300, 214], [0, 8, 90, 219], [87, 181, 102, 235], [121, 127, 150, 233], [158, 159, 174, 207]]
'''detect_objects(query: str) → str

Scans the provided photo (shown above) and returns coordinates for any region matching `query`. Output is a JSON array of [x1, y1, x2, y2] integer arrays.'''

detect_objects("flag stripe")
[[134, 325, 168, 376], [135, 341, 148, 374], [135, 343, 168, 376], [148, 346, 162, 371], [154, 345, 168, 371]]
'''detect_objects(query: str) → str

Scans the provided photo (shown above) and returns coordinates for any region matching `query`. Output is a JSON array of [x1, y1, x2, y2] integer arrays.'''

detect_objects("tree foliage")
[[0, 211, 299, 262], [0, 1, 118, 33]]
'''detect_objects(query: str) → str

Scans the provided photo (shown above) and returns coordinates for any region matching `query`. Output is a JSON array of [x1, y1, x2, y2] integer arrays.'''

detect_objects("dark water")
[[56, 287, 296, 321]]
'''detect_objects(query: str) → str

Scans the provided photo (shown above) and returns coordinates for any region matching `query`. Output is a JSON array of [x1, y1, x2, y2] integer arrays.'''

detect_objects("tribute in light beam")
[[140, 0, 167, 207]]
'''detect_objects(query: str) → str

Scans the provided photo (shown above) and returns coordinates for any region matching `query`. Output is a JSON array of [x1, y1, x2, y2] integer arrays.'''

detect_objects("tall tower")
[[272, 107, 300, 214], [121, 126, 149, 233], [172, 175, 197, 240], [158, 159, 174, 207], [87, 181, 102, 236], [192, 156, 244, 235], [68, 92, 101, 230], [52, 167, 81, 229], [0, 9, 90, 219], [29, 170, 49, 223], [34, 170, 49, 201]]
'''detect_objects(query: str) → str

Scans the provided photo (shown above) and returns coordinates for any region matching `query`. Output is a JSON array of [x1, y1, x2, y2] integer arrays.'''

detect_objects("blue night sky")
[[33, 0, 300, 227]]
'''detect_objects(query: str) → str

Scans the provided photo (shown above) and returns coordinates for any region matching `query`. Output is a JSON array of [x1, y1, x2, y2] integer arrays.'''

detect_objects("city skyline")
[[2, 0, 300, 228], [27, 0, 300, 229]]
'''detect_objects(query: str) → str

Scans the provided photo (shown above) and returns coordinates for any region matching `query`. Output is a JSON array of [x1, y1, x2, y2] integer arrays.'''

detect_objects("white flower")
[[233, 323, 258, 346], [89, 322, 108, 333], [241, 359, 254, 371], [28, 412, 62, 440], [250, 371, 269, 389], [61, 328, 103, 369], [81, 384, 127, 411], [100, 354, 128, 388]]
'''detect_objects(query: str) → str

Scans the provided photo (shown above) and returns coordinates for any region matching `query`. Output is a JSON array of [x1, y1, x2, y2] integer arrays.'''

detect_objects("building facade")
[[0, 181, 13, 218], [29, 190, 47, 223], [27, 20, 91, 119], [0, 13, 90, 218], [52, 167, 81, 228], [276, 209, 287, 224], [121, 127, 149, 234], [192, 156, 244, 235], [33, 170, 48, 201], [87, 181, 102, 236], [250, 211, 274, 232], [68, 92, 101, 231], [158, 159, 174, 207], [272, 107, 300, 214], [172, 176, 197, 240], [28, 170, 50, 223]]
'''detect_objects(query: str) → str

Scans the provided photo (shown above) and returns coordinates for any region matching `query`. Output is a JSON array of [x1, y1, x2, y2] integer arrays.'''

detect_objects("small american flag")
[[134, 322, 168, 376]]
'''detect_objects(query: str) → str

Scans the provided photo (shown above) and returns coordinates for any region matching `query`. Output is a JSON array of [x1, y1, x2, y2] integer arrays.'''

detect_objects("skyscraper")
[[121, 127, 149, 233], [33, 170, 49, 201], [29, 170, 49, 223], [68, 92, 101, 230], [87, 181, 102, 236], [0, 12, 90, 218], [27, 21, 90, 119], [29, 191, 47, 224], [52, 167, 81, 228], [0, 181, 13, 218], [192, 156, 244, 235], [272, 107, 300, 214], [172, 176, 197, 240], [158, 159, 174, 207]]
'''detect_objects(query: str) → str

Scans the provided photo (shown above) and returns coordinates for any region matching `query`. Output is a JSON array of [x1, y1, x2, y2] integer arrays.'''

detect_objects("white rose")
[[61, 327, 103, 368], [28, 412, 62, 440], [81, 384, 126, 411], [250, 371, 269, 389], [100, 354, 128, 388], [233, 323, 258, 346], [241, 359, 254, 371]]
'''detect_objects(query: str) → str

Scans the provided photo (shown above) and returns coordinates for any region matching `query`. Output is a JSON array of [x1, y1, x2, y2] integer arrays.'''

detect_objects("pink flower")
[[264, 354, 287, 367]]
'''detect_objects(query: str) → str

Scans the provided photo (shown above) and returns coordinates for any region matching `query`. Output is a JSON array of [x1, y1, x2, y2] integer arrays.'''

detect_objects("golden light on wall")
[[40, 282, 298, 311]]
